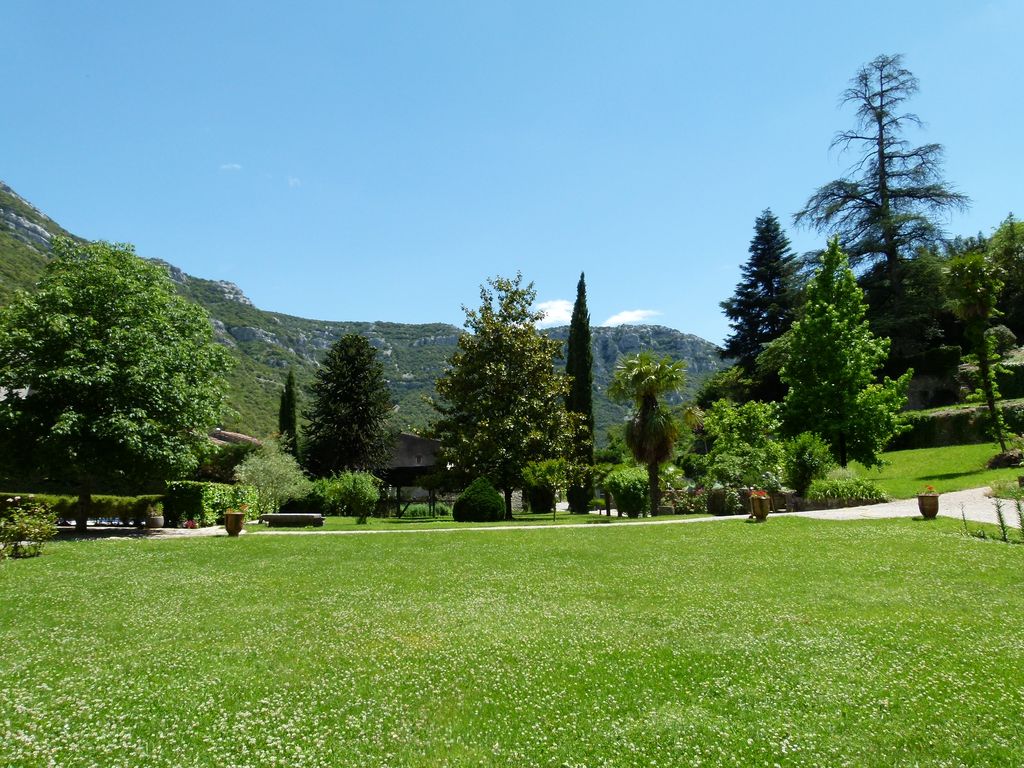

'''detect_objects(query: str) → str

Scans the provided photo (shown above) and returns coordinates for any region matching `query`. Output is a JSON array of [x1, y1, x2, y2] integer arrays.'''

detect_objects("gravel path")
[[64, 487, 1020, 540]]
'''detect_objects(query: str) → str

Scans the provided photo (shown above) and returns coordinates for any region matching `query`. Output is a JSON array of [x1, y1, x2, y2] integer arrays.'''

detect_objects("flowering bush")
[[920, 485, 938, 496], [0, 496, 58, 559], [750, 489, 769, 499]]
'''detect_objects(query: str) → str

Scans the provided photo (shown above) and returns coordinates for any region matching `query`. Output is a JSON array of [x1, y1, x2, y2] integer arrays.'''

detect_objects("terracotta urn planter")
[[749, 494, 770, 522], [224, 510, 245, 537], [917, 493, 939, 520]]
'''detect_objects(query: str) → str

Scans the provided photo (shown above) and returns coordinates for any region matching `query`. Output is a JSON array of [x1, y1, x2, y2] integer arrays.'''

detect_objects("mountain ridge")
[[0, 180, 727, 440]]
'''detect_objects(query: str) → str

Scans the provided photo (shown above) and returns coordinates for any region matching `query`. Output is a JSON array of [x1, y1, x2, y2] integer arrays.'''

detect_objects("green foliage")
[[0, 238, 231, 524], [608, 352, 686, 514], [0, 495, 57, 559], [721, 209, 797, 400], [522, 458, 567, 513], [196, 442, 259, 484], [947, 251, 1008, 450], [234, 441, 311, 517], [988, 213, 1024, 337], [317, 471, 381, 524], [603, 465, 649, 518], [806, 477, 890, 504], [163, 481, 258, 527], [278, 369, 298, 456], [701, 399, 785, 490], [402, 502, 452, 518], [303, 334, 395, 476], [432, 274, 578, 517], [784, 432, 836, 497], [780, 238, 911, 467], [565, 272, 595, 513], [452, 477, 505, 522]]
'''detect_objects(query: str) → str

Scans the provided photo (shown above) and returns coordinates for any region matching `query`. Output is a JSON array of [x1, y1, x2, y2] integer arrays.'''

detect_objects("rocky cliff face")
[[0, 180, 727, 437]]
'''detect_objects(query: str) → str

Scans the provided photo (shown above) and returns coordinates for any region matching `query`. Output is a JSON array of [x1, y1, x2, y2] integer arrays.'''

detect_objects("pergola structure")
[[381, 433, 441, 515]]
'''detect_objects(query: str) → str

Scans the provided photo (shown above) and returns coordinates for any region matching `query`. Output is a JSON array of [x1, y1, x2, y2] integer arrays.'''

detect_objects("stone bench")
[[259, 513, 325, 527]]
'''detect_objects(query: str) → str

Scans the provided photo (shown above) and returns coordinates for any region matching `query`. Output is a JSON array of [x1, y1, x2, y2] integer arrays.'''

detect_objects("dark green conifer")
[[278, 368, 298, 455], [565, 272, 594, 514]]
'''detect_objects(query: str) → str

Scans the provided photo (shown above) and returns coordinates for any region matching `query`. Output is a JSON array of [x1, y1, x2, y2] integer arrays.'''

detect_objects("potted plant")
[[917, 485, 939, 519], [748, 489, 770, 522], [145, 503, 164, 529], [224, 506, 245, 536]]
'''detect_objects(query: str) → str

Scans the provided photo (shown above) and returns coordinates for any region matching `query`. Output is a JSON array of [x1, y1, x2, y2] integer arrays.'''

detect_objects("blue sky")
[[3, 1, 1021, 344]]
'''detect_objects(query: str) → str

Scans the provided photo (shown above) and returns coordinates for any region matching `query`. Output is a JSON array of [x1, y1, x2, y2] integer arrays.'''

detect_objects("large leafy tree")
[[988, 214, 1024, 338], [608, 352, 686, 516], [0, 238, 231, 530], [431, 273, 576, 519], [278, 368, 299, 456], [780, 238, 911, 467], [303, 333, 395, 476], [795, 54, 968, 291], [565, 272, 594, 514], [947, 252, 1008, 452], [720, 209, 797, 400]]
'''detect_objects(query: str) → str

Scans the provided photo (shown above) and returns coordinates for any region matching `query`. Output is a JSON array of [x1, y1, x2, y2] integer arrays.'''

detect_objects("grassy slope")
[[853, 442, 1023, 498], [2, 518, 1023, 767]]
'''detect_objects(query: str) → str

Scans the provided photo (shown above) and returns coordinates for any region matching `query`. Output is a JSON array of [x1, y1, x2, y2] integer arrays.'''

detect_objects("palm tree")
[[608, 352, 687, 516]]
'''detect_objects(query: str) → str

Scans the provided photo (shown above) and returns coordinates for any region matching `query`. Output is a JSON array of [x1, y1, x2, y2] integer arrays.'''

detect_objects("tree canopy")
[[303, 333, 395, 477], [720, 209, 797, 400], [431, 273, 577, 518], [795, 54, 968, 290], [780, 238, 911, 467], [278, 368, 298, 456], [0, 238, 231, 527]]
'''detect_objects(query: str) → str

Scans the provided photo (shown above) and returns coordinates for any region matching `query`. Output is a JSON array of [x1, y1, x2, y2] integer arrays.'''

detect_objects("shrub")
[[522, 459, 566, 514], [318, 472, 381, 524], [806, 477, 890, 504], [603, 466, 649, 518], [163, 482, 258, 527], [0, 492, 164, 525], [453, 478, 505, 522], [402, 502, 452, 518], [234, 440, 312, 516], [675, 489, 708, 515], [784, 433, 836, 497], [0, 495, 57, 559]]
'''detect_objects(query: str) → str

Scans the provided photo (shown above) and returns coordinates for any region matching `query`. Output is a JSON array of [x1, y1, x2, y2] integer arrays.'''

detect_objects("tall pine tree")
[[303, 334, 395, 477], [565, 272, 594, 514], [720, 209, 796, 400], [278, 368, 298, 456]]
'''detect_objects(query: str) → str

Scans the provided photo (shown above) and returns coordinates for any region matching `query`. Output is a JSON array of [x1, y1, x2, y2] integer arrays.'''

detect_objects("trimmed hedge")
[[890, 400, 1024, 450], [453, 478, 505, 522], [0, 492, 161, 524], [163, 482, 259, 528]]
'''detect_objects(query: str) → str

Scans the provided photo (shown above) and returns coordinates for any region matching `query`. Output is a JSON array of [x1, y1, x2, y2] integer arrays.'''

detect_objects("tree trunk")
[[504, 488, 513, 521], [648, 461, 660, 517], [838, 432, 848, 469]]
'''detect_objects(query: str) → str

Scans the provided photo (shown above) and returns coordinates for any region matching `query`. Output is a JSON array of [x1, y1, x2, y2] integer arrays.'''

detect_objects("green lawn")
[[250, 508, 708, 533], [3, 518, 1023, 766], [853, 441, 1023, 498]]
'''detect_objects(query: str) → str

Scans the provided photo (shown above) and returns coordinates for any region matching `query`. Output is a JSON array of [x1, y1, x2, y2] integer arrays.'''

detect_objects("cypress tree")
[[278, 368, 298, 455], [565, 272, 594, 514]]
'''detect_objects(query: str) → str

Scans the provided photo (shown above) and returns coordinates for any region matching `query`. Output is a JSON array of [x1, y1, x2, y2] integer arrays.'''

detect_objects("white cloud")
[[287, 176, 302, 188], [219, 163, 243, 171], [536, 299, 573, 326], [602, 309, 661, 326]]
